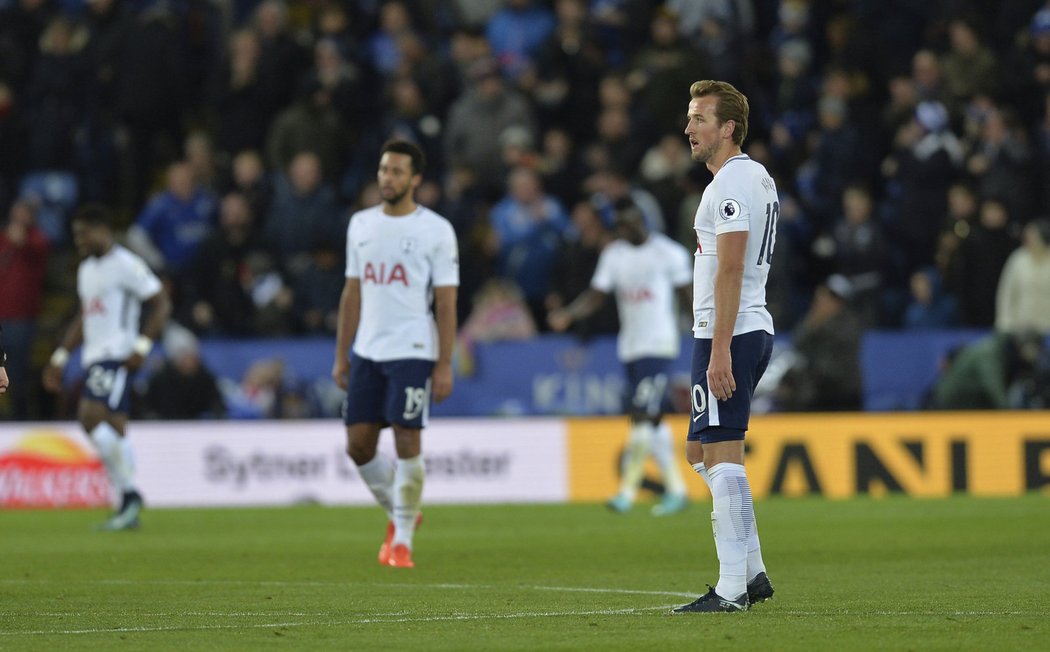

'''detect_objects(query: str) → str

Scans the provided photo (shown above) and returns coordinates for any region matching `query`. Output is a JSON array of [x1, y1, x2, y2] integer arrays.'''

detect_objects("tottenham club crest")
[[718, 199, 741, 221], [400, 237, 417, 254]]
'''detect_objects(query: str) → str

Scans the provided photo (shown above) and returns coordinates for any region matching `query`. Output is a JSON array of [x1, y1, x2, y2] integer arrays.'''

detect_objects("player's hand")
[[432, 360, 453, 403], [0, 367, 8, 394], [547, 309, 572, 332], [332, 358, 350, 390], [125, 353, 146, 372], [42, 364, 64, 393], [707, 346, 736, 401]]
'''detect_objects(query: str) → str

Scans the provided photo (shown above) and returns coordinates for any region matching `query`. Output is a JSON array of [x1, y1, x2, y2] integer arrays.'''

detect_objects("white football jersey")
[[591, 232, 693, 361], [692, 154, 777, 338], [345, 205, 459, 361], [78, 244, 163, 365]]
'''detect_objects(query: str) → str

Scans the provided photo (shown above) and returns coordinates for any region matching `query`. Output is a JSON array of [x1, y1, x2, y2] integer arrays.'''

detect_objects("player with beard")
[[332, 140, 459, 568], [673, 80, 777, 613]]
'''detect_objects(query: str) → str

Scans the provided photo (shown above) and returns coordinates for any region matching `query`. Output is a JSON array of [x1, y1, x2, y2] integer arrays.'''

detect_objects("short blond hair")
[[690, 80, 749, 146]]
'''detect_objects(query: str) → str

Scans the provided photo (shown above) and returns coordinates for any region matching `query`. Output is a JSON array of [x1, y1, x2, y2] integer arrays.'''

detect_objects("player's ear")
[[722, 119, 735, 140]]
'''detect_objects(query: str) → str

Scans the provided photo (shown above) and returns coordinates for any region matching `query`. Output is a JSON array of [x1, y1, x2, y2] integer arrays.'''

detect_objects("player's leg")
[[382, 359, 434, 567], [650, 417, 688, 515], [79, 361, 141, 530], [608, 361, 655, 511]]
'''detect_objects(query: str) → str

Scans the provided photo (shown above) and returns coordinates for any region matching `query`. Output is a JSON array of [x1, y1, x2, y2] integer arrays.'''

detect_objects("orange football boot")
[[377, 513, 423, 566]]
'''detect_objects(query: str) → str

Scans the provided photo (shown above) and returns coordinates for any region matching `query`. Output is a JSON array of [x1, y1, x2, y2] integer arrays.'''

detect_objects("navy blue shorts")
[[342, 353, 435, 429], [687, 330, 773, 443], [623, 357, 672, 419], [81, 360, 133, 413]]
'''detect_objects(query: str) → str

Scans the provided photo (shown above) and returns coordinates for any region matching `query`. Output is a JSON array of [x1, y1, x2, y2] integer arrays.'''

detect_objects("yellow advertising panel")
[[567, 412, 1050, 501]]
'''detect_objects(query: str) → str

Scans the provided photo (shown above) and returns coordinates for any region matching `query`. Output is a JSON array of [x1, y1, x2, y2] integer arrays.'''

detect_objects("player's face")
[[614, 210, 647, 245], [71, 220, 106, 258], [377, 152, 419, 205], [684, 96, 728, 164]]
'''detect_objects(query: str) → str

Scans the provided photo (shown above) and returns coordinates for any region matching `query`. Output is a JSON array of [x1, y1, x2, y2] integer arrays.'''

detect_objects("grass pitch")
[[1, 495, 1047, 651]]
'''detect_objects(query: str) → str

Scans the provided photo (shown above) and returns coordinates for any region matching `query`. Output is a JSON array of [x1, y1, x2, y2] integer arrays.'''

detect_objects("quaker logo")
[[401, 237, 417, 254], [719, 199, 741, 221]]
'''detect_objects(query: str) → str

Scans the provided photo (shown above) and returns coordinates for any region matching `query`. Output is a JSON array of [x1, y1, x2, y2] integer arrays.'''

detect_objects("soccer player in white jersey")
[[332, 139, 459, 569], [42, 204, 171, 531], [672, 80, 777, 613], [549, 199, 692, 516]]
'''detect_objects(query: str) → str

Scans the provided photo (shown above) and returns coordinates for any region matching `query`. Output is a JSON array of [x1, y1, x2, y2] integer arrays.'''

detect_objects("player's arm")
[[547, 288, 609, 332], [43, 310, 85, 393], [126, 289, 173, 372], [332, 277, 361, 390], [710, 231, 747, 401], [432, 284, 457, 403]]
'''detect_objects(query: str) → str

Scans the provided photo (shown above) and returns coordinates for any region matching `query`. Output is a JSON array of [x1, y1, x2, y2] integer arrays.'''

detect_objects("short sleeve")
[[712, 175, 752, 236], [590, 246, 615, 293], [124, 252, 163, 299], [431, 220, 459, 287], [344, 217, 360, 279]]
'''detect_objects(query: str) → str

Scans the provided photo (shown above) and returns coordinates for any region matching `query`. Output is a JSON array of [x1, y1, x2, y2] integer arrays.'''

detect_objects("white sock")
[[119, 436, 136, 493], [747, 510, 766, 583], [651, 422, 685, 495], [392, 455, 424, 548], [356, 453, 396, 519], [708, 463, 752, 600], [90, 422, 134, 496], [691, 461, 711, 488], [617, 422, 653, 501]]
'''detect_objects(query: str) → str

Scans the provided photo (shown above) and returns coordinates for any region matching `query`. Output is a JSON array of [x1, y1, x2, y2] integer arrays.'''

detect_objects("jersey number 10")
[[756, 201, 779, 266]]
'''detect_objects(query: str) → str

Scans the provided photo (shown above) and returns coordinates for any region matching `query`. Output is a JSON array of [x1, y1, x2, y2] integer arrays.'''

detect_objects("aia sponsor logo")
[[619, 287, 654, 303], [0, 432, 109, 508], [363, 262, 409, 286]]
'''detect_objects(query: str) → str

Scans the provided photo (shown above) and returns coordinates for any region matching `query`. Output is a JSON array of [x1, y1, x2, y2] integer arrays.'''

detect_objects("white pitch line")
[[0, 606, 676, 637]]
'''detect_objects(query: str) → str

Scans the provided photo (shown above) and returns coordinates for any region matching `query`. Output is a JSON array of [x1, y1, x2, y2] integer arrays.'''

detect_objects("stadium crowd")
[[2, 0, 1050, 420]]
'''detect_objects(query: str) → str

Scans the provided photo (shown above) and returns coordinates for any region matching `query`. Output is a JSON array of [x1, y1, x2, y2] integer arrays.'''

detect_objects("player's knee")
[[346, 440, 375, 465], [685, 441, 704, 466]]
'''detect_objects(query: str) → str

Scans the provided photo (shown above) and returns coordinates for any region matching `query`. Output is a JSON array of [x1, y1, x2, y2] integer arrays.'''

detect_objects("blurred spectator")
[[185, 192, 270, 336], [797, 94, 864, 227], [964, 105, 1036, 221], [224, 149, 273, 221], [626, 7, 707, 135], [115, 3, 189, 210], [265, 151, 345, 276], [545, 199, 619, 339], [1001, 7, 1050, 127], [490, 165, 569, 326], [485, 0, 557, 82], [127, 161, 218, 275], [995, 219, 1050, 334], [940, 18, 997, 107], [293, 238, 344, 335], [929, 331, 1047, 410], [253, 0, 311, 114], [532, 0, 605, 139], [444, 57, 538, 196], [775, 275, 863, 412], [208, 29, 271, 159], [24, 16, 87, 171], [0, 199, 50, 418], [830, 184, 885, 327], [948, 197, 1017, 328], [219, 358, 286, 419], [903, 266, 958, 330], [637, 133, 693, 231], [367, 0, 416, 77], [537, 127, 587, 208], [266, 81, 348, 182], [380, 76, 445, 182], [457, 277, 538, 374], [141, 325, 225, 419], [666, 0, 755, 83], [882, 100, 963, 274], [184, 131, 219, 194]]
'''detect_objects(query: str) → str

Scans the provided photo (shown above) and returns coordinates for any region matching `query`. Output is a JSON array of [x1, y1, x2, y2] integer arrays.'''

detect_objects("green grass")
[[1, 496, 1047, 650]]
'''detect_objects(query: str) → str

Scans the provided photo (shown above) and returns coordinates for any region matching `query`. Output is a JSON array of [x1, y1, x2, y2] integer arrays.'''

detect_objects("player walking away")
[[42, 204, 171, 531], [673, 80, 777, 613], [332, 140, 459, 569], [548, 199, 692, 516]]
